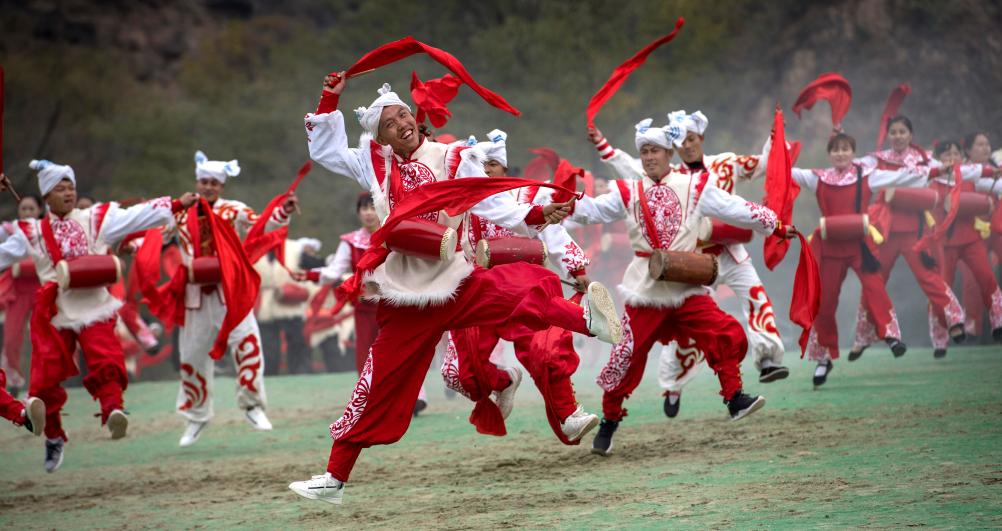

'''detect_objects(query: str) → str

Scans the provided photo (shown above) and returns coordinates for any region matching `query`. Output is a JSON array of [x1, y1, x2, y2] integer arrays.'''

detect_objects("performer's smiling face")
[[45, 179, 77, 216], [828, 140, 855, 170], [196, 178, 224, 203], [377, 105, 420, 155], [966, 133, 991, 163], [639, 144, 672, 180], [887, 121, 912, 153], [680, 132, 704, 164]]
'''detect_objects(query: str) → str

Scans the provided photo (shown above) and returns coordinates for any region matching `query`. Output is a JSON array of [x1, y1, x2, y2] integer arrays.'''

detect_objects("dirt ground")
[[1, 345, 1000, 529]]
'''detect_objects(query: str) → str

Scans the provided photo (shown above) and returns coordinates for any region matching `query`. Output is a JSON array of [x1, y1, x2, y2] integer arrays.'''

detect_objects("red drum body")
[[886, 187, 938, 212], [384, 219, 457, 261], [475, 237, 547, 268], [12, 259, 37, 280], [708, 220, 753, 245], [648, 250, 718, 286], [278, 283, 310, 304], [947, 192, 992, 217], [188, 256, 222, 285], [56, 255, 122, 289], [819, 214, 869, 241]]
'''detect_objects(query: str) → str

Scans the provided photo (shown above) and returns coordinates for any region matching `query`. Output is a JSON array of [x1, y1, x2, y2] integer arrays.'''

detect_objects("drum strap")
[[39, 217, 64, 264], [853, 164, 863, 214], [636, 181, 663, 250], [186, 204, 202, 258], [470, 214, 484, 244]]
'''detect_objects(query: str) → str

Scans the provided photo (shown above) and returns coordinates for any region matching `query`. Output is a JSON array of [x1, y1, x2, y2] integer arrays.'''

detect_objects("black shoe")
[[663, 393, 681, 418], [44, 438, 65, 473], [933, 348, 947, 359], [759, 366, 789, 383], [949, 324, 966, 344], [412, 398, 428, 417], [23, 414, 34, 435], [813, 360, 833, 387], [591, 418, 619, 456], [847, 345, 867, 362], [886, 338, 907, 358], [725, 391, 766, 421], [993, 327, 1002, 343]]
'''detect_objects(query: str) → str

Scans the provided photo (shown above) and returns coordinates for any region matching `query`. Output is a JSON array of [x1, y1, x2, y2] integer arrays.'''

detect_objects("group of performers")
[[1, 39, 1000, 508]]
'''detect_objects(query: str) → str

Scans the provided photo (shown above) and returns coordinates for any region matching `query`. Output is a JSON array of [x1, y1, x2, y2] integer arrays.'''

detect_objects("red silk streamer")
[[586, 17, 685, 128], [1, 65, 5, 174], [335, 177, 579, 304], [913, 164, 964, 255], [340, 36, 519, 117], [524, 148, 560, 182], [134, 228, 188, 327], [410, 71, 463, 128], [763, 105, 800, 269], [791, 72, 852, 129], [550, 160, 585, 204], [792, 232, 821, 355], [875, 83, 911, 150], [243, 160, 312, 266]]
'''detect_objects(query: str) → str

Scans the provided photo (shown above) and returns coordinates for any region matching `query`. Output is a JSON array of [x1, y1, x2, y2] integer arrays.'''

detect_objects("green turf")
[[1, 345, 1000, 529]]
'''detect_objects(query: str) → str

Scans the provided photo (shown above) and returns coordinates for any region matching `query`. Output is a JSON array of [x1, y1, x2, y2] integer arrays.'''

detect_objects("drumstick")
[[1, 174, 21, 203]]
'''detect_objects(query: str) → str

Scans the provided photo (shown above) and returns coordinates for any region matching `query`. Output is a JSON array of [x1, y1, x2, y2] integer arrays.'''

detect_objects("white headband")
[[634, 118, 673, 152], [354, 83, 412, 137], [481, 129, 508, 168], [665, 110, 708, 147], [297, 237, 322, 253], [194, 150, 240, 183], [29, 159, 76, 196]]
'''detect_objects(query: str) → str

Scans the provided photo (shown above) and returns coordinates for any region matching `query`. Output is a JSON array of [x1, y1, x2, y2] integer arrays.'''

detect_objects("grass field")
[[1, 345, 1000, 529]]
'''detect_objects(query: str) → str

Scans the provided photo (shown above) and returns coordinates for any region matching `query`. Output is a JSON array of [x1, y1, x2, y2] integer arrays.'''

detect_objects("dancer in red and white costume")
[[790, 133, 926, 385], [1, 194, 44, 392], [0, 162, 192, 472], [928, 138, 1002, 351], [170, 151, 296, 447], [591, 110, 786, 421], [849, 116, 966, 358], [288, 73, 621, 504], [440, 129, 600, 443], [0, 368, 44, 435], [575, 117, 794, 456]]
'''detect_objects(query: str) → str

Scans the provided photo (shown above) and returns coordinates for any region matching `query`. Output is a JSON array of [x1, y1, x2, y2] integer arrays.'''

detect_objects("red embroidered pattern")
[[638, 184, 683, 249], [596, 313, 633, 392], [330, 352, 373, 440], [745, 202, 778, 232], [179, 363, 208, 410], [747, 285, 779, 336], [805, 328, 834, 362], [561, 241, 589, 273], [468, 218, 515, 249], [396, 161, 438, 222], [853, 305, 879, 347], [673, 340, 703, 382], [235, 333, 262, 393], [813, 166, 859, 186], [440, 335, 472, 399], [148, 196, 172, 211], [340, 228, 371, 250], [990, 288, 1002, 330], [872, 147, 927, 170], [50, 218, 90, 259], [942, 282, 965, 328]]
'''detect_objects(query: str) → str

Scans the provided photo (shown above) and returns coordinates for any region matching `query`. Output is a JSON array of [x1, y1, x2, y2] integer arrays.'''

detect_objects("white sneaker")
[[179, 420, 208, 447], [245, 407, 273, 431], [492, 367, 522, 419], [25, 397, 46, 436], [585, 282, 622, 344], [560, 407, 600, 442], [289, 473, 345, 505], [107, 409, 129, 440]]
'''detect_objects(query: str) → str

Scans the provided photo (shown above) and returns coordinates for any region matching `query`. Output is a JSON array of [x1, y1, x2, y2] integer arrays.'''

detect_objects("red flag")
[[335, 177, 579, 304], [763, 105, 799, 269], [410, 71, 463, 128], [341, 37, 519, 117], [875, 83, 911, 150], [791, 73, 852, 129], [243, 160, 312, 265], [586, 17, 685, 128]]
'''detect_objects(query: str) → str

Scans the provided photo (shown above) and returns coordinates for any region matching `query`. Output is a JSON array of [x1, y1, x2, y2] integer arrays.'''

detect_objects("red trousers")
[[876, 232, 962, 329], [326, 264, 587, 481], [0, 369, 25, 425], [352, 300, 379, 374], [814, 251, 898, 360], [450, 320, 579, 442], [3, 277, 39, 384], [941, 240, 1002, 333], [597, 296, 747, 422], [29, 318, 127, 441]]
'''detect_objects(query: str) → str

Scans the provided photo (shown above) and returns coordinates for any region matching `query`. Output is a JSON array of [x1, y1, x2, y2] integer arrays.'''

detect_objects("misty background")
[[1, 0, 1000, 349]]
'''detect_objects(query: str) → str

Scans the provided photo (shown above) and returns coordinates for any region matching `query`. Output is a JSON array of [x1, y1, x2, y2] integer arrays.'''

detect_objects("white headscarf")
[[482, 129, 508, 168], [194, 150, 240, 183], [354, 83, 411, 137], [29, 159, 76, 196], [634, 118, 673, 152], [297, 237, 322, 254], [665, 110, 709, 147]]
